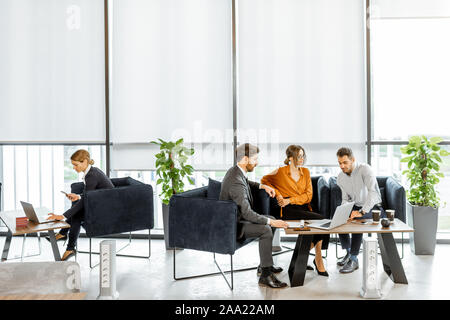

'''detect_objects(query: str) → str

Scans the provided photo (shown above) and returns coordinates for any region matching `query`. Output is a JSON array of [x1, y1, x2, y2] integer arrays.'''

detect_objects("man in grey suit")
[[220, 143, 289, 288]]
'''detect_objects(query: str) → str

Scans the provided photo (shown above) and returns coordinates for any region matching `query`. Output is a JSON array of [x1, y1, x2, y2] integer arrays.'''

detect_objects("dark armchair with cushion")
[[329, 176, 406, 222], [71, 177, 154, 267], [169, 178, 270, 290], [329, 176, 406, 257]]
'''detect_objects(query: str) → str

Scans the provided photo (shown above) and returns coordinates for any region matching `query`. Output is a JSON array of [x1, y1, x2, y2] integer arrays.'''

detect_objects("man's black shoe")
[[257, 265, 283, 276], [337, 252, 351, 266], [257, 265, 312, 274], [258, 273, 288, 288]]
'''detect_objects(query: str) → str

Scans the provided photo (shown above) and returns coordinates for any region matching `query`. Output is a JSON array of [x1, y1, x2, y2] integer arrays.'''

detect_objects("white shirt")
[[81, 164, 92, 185], [75, 164, 92, 201], [237, 165, 247, 178]]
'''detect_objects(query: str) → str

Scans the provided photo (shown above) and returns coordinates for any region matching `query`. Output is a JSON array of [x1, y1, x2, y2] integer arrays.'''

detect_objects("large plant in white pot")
[[151, 138, 194, 250], [401, 136, 450, 255]]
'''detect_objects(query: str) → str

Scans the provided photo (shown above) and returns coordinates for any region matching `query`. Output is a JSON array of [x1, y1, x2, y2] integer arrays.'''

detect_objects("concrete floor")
[[1, 234, 449, 300]]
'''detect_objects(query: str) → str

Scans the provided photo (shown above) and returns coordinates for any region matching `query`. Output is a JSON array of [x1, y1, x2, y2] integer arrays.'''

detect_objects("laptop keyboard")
[[320, 221, 331, 228]]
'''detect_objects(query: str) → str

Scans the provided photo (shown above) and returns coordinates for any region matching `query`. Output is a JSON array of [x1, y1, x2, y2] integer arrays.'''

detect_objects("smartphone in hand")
[[61, 191, 68, 196]]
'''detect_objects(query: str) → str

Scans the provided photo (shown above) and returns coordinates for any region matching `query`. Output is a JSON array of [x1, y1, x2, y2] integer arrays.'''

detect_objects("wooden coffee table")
[[285, 218, 414, 287], [0, 208, 70, 261]]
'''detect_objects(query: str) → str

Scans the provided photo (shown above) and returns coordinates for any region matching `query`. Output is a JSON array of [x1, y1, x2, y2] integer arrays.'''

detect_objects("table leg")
[[1, 231, 12, 262], [288, 234, 313, 287], [20, 234, 27, 262], [377, 233, 408, 284], [48, 229, 61, 261]]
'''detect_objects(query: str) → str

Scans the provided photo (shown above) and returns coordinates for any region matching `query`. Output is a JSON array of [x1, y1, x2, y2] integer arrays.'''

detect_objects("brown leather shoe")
[[61, 250, 76, 261]]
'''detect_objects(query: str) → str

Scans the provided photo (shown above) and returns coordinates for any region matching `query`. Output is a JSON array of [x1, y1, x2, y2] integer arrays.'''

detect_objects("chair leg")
[[89, 238, 92, 269], [213, 253, 234, 290], [148, 229, 151, 257], [334, 234, 353, 260], [173, 249, 255, 290], [77, 229, 152, 265], [115, 230, 151, 258]]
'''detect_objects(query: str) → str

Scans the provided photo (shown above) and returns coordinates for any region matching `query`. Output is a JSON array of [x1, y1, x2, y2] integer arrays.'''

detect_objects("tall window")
[[0, 145, 105, 213], [0, 0, 106, 144], [370, 0, 450, 234], [237, 0, 367, 167], [110, 0, 233, 172]]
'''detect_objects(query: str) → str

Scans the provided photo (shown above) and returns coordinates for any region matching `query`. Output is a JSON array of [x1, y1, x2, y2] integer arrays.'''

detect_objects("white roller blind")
[[371, 2, 450, 141], [237, 0, 367, 166], [371, 0, 450, 18], [0, 0, 106, 143], [110, 0, 233, 170], [111, 142, 234, 171]]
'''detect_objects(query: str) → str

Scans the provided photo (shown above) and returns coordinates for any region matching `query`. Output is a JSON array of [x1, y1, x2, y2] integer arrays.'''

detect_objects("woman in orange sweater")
[[261, 145, 328, 276]]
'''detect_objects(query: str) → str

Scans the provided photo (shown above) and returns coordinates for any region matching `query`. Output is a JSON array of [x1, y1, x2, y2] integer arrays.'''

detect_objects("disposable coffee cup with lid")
[[386, 209, 395, 222], [372, 210, 381, 223]]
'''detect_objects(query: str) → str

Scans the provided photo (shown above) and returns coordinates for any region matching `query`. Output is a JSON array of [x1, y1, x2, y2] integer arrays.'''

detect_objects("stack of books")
[[16, 217, 29, 228]]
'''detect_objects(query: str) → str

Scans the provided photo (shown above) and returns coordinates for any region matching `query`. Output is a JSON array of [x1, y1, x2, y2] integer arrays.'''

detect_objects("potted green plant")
[[400, 136, 450, 255], [151, 138, 194, 249]]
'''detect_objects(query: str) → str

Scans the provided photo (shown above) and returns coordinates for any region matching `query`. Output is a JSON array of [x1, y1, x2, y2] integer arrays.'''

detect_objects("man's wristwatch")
[[358, 209, 365, 216]]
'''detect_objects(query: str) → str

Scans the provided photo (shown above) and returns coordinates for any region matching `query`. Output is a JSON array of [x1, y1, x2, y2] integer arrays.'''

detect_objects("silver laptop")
[[307, 202, 355, 230], [20, 201, 55, 224]]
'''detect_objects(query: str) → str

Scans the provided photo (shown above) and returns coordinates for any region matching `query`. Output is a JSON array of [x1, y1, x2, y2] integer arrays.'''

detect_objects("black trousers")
[[240, 215, 276, 268], [338, 204, 385, 256], [59, 210, 84, 251], [279, 204, 329, 246]]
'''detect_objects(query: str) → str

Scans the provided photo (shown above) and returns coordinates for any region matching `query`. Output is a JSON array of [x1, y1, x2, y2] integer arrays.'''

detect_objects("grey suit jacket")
[[219, 165, 269, 226]]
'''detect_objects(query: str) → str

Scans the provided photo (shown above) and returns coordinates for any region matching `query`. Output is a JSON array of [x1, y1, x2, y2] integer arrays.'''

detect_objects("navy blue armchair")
[[329, 176, 406, 222], [71, 177, 154, 267], [169, 179, 271, 290]]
